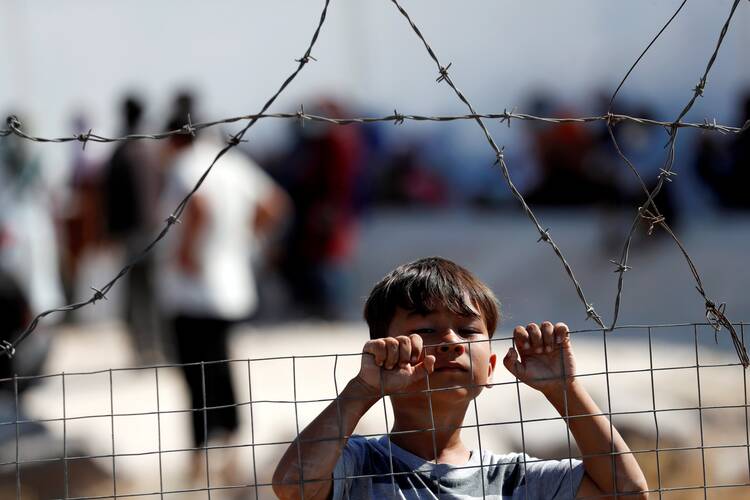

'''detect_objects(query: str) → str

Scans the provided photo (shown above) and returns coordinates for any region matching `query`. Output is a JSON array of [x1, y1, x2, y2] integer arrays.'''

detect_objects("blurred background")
[[1, 0, 749, 498]]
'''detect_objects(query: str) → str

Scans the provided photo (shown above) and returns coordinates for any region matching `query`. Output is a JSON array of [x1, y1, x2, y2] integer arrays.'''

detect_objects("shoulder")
[[481, 451, 583, 491], [342, 435, 386, 458], [336, 435, 378, 474], [340, 435, 409, 473]]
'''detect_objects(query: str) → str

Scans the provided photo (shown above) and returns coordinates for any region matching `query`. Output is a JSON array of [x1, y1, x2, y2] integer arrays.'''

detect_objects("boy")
[[273, 257, 648, 499]]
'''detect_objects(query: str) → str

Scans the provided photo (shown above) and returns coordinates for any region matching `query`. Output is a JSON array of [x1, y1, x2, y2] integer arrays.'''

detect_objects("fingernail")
[[545, 346, 552, 353], [535, 347, 543, 354], [555, 335, 562, 344], [523, 342, 530, 350]]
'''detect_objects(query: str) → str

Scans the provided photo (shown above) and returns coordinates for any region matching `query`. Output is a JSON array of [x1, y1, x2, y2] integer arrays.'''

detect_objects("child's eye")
[[412, 328, 435, 335], [458, 329, 481, 337]]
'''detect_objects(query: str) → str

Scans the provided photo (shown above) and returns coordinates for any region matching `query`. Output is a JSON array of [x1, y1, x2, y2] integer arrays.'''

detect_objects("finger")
[[384, 337, 400, 369], [409, 334, 423, 364], [527, 323, 543, 354], [397, 336, 412, 368], [410, 354, 436, 385], [503, 347, 526, 380], [513, 325, 530, 352], [363, 339, 386, 367], [541, 321, 555, 353], [422, 354, 435, 374], [554, 322, 570, 346]]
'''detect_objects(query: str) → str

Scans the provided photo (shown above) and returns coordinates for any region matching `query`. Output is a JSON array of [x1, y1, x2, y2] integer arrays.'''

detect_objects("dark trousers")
[[173, 315, 238, 447]]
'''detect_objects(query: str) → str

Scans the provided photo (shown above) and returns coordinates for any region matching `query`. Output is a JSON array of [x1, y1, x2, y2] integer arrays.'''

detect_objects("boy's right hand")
[[355, 335, 436, 396]]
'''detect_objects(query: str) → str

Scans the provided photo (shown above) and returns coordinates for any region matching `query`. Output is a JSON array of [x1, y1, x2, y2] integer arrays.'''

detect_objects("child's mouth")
[[434, 364, 467, 372]]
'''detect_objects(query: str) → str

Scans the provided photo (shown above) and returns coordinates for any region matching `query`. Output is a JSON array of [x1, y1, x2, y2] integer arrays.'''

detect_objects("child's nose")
[[438, 343, 465, 356], [437, 332, 466, 356]]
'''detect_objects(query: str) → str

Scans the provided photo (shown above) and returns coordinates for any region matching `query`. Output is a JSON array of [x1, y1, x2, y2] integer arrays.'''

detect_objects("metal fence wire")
[[1, 324, 750, 499], [1, 0, 749, 498]]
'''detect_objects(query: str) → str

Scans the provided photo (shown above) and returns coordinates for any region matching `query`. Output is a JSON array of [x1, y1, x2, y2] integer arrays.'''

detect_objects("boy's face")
[[386, 302, 497, 402]]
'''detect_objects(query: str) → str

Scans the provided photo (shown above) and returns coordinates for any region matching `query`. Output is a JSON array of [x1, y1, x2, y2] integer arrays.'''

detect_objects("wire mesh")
[[1, 324, 749, 498]]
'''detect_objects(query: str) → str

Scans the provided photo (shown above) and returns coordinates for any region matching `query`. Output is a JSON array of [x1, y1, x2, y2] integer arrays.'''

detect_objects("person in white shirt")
[[158, 113, 289, 481]]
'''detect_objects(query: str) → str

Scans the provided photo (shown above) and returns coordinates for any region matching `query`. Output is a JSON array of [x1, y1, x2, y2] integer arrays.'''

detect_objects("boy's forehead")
[[398, 301, 482, 319]]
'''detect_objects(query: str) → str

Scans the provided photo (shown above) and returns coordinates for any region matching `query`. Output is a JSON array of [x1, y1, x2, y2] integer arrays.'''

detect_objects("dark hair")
[[121, 95, 144, 132], [0, 271, 29, 381], [165, 89, 199, 146], [364, 257, 500, 339]]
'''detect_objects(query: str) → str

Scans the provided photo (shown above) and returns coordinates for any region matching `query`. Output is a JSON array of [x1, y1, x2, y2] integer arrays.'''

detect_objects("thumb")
[[411, 355, 436, 383], [422, 354, 436, 374], [503, 347, 525, 380]]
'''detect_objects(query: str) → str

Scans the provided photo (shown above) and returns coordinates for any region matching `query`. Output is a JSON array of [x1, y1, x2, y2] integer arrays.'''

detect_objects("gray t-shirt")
[[332, 435, 584, 499]]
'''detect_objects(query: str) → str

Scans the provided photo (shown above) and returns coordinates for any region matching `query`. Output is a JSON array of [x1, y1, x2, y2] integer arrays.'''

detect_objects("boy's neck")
[[389, 398, 472, 466]]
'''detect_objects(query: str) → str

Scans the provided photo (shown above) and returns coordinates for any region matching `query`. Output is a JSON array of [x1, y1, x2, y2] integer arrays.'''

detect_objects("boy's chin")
[[393, 376, 484, 403]]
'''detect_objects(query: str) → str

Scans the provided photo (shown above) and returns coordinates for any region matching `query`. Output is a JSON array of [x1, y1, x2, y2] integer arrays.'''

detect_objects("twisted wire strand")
[[606, 0, 748, 366], [1, 110, 742, 146]]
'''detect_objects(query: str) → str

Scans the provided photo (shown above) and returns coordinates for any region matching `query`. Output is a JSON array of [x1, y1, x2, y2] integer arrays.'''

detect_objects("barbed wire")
[[388, 0, 608, 338], [0, 0, 748, 372], [605, 0, 749, 367], [387, 0, 749, 367], [1, 110, 746, 146]]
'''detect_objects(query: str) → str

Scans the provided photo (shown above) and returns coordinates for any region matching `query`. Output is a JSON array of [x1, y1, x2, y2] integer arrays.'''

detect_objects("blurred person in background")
[[695, 89, 750, 210], [276, 98, 365, 319], [0, 127, 57, 447], [59, 113, 107, 312], [0, 121, 64, 321], [374, 143, 448, 207], [0, 271, 49, 400], [583, 93, 679, 251], [523, 94, 615, 206], [102, 94, 164, 364], [0, 271, 52, 468], [156, 94, 290, 483]]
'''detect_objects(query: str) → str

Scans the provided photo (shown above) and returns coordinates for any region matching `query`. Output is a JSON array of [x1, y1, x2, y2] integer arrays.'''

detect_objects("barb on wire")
[[605, 0, 748, 366], [392, 109, 405, 125], [0, 0, 334, 358]]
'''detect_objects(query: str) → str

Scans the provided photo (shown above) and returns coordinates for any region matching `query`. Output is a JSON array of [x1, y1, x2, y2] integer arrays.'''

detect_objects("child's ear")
[[486, 353, 497, 388]]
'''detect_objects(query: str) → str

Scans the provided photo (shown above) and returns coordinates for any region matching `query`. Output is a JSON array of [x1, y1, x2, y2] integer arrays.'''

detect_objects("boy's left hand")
[[503, 321, 576, 396]]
